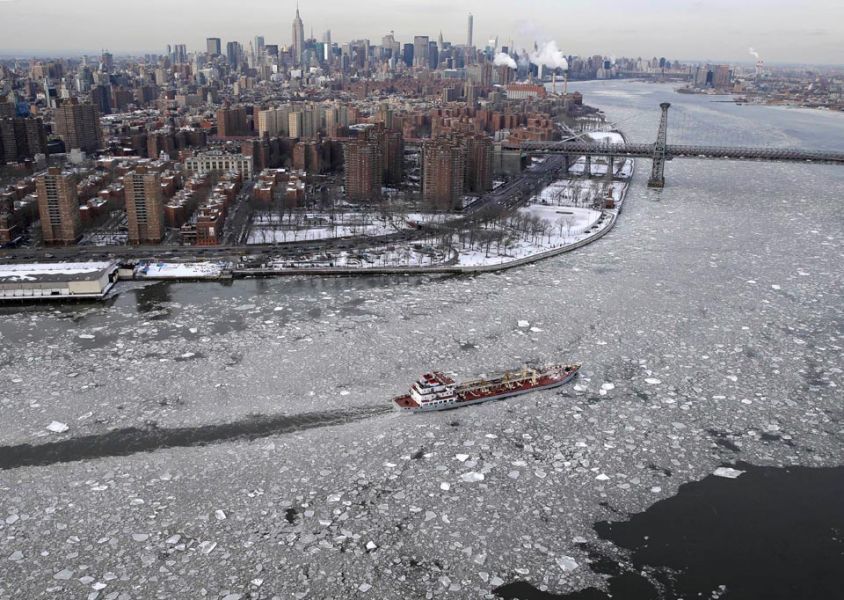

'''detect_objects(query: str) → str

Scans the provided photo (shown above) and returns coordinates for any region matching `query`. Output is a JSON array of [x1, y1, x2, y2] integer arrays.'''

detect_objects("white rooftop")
[[0, 261, 118, 282]]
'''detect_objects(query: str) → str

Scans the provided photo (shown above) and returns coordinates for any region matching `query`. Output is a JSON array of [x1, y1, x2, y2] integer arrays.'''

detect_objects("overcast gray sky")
[[1, 0, 842, 64]]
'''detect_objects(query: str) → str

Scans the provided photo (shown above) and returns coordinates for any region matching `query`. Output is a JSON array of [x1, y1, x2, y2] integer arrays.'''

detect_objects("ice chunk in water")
[[556, 556, 579, 571], [46, 421, 69, 433], [713, 467, 745, 479]]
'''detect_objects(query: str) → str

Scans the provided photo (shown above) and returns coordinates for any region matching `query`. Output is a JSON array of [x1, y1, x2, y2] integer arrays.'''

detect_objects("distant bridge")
[[521, 103, 844, 187]]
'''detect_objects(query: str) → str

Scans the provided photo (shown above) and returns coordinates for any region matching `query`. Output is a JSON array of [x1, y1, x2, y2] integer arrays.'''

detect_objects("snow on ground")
[[248, 224, 397, 244], [261, 203, 607, 270], [568, 157, 633, 178], [247, 211, 422, 245], [135, 261, 226, 279], [454, 205, 604, 267]]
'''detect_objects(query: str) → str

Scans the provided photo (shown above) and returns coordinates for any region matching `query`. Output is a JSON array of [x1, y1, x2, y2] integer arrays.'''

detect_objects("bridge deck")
[[519, 141, 844, 164]]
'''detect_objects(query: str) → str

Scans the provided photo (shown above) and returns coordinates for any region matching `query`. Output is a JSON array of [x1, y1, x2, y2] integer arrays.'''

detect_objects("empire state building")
[[292, 6, 305, 66]]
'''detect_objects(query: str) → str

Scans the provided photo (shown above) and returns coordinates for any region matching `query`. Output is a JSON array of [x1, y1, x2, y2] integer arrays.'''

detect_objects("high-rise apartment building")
[[464, 134, 493, 194], [125, 166, 165, 244], [206, 38, 222, 56], [257, 106, 291, 137], [343, 125, 383, 202], [423, 136, 466, 210], [36, 168, 82, 245], [481, 63, 494, 88], [54, 99, 102, 153], [288, 111, 303, 139], [217, 107, 248, 137], [91, 84, 112, 115], [383, 130, 404, 186], [292, 7, 305, 66], [467, 13, 474, 47], [0, 117, 48, 164]]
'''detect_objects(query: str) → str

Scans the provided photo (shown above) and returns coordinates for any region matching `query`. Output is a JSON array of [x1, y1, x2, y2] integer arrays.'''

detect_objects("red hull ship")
[[393, 363, 580, 413]]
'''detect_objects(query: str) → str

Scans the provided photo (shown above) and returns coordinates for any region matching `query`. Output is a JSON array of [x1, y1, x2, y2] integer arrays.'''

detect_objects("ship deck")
[[393, 394, 419, 409]]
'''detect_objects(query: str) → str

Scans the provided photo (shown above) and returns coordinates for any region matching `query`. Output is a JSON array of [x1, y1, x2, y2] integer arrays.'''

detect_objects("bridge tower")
[[648, 102, 671, 188]]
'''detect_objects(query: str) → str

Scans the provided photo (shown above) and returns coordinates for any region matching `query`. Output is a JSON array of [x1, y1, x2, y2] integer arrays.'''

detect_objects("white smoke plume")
[[749, 47, 761, 59], [493, 52, 517, 69], [530, 40, 568, 71]]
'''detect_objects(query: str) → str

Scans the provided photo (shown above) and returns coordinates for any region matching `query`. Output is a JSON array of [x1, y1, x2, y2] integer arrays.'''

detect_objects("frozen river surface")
[[0, 82, 842, 599]]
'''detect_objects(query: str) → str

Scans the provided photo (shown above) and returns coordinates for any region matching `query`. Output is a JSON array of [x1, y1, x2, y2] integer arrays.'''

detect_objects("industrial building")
[[0, 261, 119, 301]]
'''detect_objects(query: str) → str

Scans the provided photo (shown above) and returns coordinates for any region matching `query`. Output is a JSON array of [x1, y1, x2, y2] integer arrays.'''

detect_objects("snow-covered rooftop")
[[0, 261, 118, 283]]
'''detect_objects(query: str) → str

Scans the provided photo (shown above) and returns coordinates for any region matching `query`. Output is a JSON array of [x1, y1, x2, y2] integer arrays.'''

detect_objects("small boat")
[[393, 363, 580, 413]]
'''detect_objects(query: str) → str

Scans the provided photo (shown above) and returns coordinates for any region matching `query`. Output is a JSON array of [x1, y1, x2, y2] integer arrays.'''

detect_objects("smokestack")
[[552, 72, 557, 95], [564, 72, 568, 96]]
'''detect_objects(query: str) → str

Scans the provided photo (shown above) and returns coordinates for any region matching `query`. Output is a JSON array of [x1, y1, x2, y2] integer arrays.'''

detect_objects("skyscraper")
[[173, 44, 188, 64], [206, 38, 222, 56], [402, 44, 414, 67], [428, 41, 439, 69], [54, 99, 102, 153], [125, 166, 165, 244], [467, 14, 474, 47], [322, 30, 332, 64], [226, 41, 242, 68], [292, 6, 305, 66], [36, 168, 82, 245], [413, 36, 429, 68]]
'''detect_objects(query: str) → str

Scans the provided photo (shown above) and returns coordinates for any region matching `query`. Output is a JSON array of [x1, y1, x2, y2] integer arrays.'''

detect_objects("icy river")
[[1, 81, 842, 599]]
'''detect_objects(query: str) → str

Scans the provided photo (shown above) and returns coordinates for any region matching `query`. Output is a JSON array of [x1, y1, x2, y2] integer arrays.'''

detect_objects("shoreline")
[[1, 128, 633, 299]]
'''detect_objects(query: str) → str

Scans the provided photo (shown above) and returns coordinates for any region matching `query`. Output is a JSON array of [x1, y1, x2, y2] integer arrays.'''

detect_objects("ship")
[[393, 363, 580, 413]]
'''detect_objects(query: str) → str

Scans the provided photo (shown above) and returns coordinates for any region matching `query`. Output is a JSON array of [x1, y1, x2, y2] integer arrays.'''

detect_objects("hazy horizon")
[[0, 0, 842, 65]]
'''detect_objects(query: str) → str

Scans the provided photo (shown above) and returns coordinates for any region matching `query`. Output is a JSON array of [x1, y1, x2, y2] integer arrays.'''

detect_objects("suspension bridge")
[[521, 103, 844, 188]]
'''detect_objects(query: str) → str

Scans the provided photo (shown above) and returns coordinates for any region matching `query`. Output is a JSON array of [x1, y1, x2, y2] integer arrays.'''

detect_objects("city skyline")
[[0, 0, 842, 64]]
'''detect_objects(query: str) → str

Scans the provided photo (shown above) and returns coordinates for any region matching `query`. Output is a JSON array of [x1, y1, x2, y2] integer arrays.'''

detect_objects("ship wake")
[[0, 405, 392, 470]]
